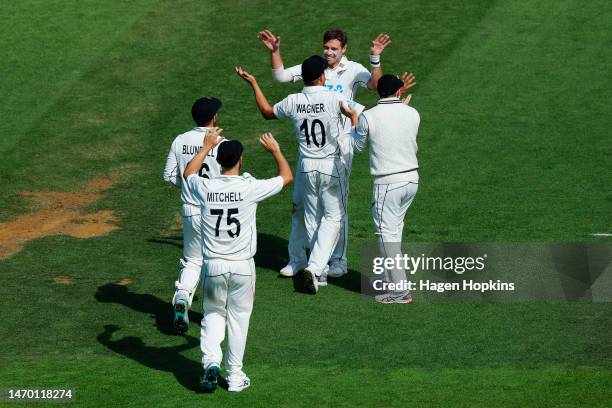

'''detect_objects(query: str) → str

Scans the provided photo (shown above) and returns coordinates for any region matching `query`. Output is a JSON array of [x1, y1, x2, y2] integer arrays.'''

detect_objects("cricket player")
[[235, 55, 357, 293], [183, 129, 292, 392], [258, 29, 392, 278], [163, 97, 224, 333], [350, 74, 420, 304]]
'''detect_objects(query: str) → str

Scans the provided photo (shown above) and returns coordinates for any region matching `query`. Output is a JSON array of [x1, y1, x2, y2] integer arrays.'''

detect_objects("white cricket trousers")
[[288, 159, 349, 267], [372, 182, 418, 290], [301, 160, 343, 276], [200, 259, 255, 379], [173, 215, 202, 307]]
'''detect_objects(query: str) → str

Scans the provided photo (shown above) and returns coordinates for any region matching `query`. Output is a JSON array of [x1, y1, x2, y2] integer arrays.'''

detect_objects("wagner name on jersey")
[[273, 86, 351, 161], [187, 173, 283, 262], [163, 127, 224, 216], [283, 56, 368, 132]]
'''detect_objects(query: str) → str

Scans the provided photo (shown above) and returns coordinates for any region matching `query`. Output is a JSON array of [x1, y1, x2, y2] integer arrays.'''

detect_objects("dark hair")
[[301, 55, 327, 83], [192, 97, 221, 126], [323, 29, 347, 47], [216, 140, 243, 169], [377, 74, 404, 98]]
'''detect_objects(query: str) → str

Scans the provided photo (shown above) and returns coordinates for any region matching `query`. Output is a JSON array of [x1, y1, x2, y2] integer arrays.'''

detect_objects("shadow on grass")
[[95, 284, 207, 392], [327, 269, 363, 294], [94, 283, 202, 335], [97, 324, 203, 392], [147, 237, 183, 249], [254, 233, 289, 273]]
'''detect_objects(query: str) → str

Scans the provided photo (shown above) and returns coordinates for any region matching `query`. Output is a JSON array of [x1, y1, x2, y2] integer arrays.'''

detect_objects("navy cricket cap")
[[301, 55, 327, 82], [377, 74, 404, 97], [192, 97, 222, 125], [216, 140, 243, 168]]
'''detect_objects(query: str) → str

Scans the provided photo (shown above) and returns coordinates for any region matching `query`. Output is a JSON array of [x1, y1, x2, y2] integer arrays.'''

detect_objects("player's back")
[[193, 173, 283, 261], [363, 99, 420, 177], [171, 127, 223, 211], [274, 86, 344, 161]]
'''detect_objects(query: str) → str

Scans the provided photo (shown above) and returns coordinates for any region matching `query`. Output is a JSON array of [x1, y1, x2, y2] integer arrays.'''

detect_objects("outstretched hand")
[[234, 66, 257, 84], [370, 33, 391, 55], [399, 72, 416, 95], [203, 127, 223, 149], [258, 30, 281, 52], [340, 102, 358, 126], [402, 94, 413, 105], [259, 132, 281, 153], [340, 101, 357, 118]]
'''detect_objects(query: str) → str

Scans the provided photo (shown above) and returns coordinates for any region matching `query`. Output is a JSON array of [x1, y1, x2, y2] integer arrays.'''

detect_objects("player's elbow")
[[271, 69, 292, 83], [262, 110, 276, 120], [282, 172, 293, 187]]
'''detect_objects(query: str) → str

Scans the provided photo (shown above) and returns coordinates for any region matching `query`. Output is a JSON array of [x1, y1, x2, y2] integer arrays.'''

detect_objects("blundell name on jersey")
[[296, 103, 325, 114], [206, 191, 244, 203], [182, 145, 215, 157]]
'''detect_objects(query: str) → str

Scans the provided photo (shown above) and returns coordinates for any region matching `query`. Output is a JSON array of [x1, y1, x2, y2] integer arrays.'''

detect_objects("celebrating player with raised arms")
[[348, 74, 420, 304], [183, 129, 292, 392], [257, 28, 395, 279], [235, 55, 357, 293], [163, 97, 225, 333]]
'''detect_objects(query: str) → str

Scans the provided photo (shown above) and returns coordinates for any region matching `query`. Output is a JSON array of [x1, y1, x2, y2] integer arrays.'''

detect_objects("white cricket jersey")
[[163, 127, 224, 216], [187, 173, 283, 262], [284, 56, 369, 131], [354, 97, 420, 184], [273, 86, 348, 162]]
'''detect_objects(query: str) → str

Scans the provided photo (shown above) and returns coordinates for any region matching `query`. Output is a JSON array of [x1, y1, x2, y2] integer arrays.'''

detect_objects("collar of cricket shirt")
[[302, 85, 327, 94], [378, 96, 402, 105]]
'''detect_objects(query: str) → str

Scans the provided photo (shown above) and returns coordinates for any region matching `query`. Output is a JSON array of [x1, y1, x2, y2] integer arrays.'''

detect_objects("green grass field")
[[1, 0, 611, 406]]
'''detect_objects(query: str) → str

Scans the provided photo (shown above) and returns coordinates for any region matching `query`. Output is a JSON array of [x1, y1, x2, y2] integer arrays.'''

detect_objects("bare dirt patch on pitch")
[[0, 177, 118, 260]]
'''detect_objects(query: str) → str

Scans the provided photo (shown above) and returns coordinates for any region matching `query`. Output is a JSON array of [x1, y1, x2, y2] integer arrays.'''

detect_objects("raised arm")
[[234, 66, 276, 120], [183, 128, 223, 180], [258, 30, 293, 83], [399, 72, 416, 104], [367, 33, 392, 90], [259, 132, 293, 186]]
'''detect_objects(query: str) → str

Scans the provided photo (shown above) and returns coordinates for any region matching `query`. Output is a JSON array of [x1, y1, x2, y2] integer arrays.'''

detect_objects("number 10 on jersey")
[[300, 119, 326, 148]]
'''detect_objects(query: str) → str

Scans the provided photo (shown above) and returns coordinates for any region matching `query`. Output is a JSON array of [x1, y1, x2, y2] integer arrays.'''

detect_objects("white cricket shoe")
[[303, 269, 319, 294], [279, 261, 307, 277], [374, 291, 413, 304], [318, 267, 328, 287], [328, 261, 347, 278], [227, 376, 251, 392]]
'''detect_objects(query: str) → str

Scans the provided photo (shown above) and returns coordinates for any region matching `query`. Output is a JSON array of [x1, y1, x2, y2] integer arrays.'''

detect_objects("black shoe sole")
[[303, 270, 317, 294], [201, 367, 220, 393], [173, 303, 188, 334], [174, 317, 188, 334]]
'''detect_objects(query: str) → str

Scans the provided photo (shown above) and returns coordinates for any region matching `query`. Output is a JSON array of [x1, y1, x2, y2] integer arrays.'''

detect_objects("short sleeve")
[[186, 174, 206, 201], [250, 176, 284, 203], [352, 63, 371, 89], [273, 96, 292, 119]]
